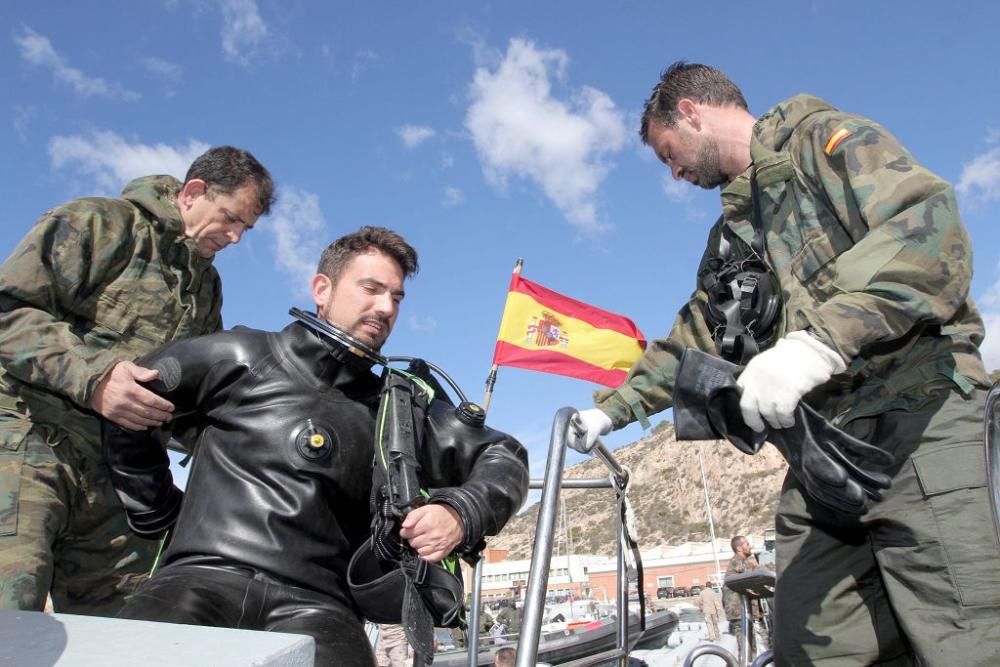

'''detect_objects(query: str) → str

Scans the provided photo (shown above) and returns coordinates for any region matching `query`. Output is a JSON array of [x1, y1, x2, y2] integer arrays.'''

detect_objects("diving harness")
[[290, 308, 481, 666], [699, 171, 782, 364]]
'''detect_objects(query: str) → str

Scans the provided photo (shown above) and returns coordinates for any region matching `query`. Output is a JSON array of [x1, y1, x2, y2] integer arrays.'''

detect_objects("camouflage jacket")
[[723, 553, 756, 619], [595, 94, 988, 430], [0, 175, 223, 444]]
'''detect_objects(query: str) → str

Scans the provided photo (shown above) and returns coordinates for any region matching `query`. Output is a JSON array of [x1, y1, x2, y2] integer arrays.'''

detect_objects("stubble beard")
[[691, 137, 727, 190]]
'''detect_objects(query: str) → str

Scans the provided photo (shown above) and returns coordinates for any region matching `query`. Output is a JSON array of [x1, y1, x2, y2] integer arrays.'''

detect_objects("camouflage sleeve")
[[592, 224, 724, 430], [0, 202, 134, 406], [793, 115, 973, 362]]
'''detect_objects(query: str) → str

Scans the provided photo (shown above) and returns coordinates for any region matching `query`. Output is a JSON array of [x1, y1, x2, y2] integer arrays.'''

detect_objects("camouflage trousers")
[[0, 417, 159, 614], [773, 384, 1000, 666], [375, 623, 411, 667]]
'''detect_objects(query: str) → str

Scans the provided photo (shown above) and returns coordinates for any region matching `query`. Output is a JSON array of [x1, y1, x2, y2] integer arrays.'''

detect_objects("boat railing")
[[476, 406, 641, 667], [681, 569, 776, 667]]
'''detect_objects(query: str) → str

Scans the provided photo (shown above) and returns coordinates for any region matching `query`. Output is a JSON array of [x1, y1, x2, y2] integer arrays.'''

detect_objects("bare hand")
[[399, 503, 464, 563], [89, 361, 175, 431]]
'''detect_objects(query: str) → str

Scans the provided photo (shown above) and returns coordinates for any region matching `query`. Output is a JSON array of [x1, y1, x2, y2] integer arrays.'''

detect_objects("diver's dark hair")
[[317, 226, 419, 285]]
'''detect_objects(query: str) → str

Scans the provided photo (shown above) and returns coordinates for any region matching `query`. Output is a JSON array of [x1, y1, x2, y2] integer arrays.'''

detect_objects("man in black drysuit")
[[102, 227, 530, 666]]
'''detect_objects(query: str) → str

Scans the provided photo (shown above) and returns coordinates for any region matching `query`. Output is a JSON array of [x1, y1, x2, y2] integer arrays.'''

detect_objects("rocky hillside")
[[487, 420, 788, 558]]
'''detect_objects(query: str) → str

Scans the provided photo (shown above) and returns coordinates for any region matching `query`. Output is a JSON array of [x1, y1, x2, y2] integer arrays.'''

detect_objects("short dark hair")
[[317, 226, 419, 286], [494, 647, 516, 667], [639, 62, 748, 144], [730, 535, 748, 553], [184, 146, 276, 216]]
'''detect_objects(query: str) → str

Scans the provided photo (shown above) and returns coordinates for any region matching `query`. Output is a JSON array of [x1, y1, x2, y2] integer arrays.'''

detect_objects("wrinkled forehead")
[[209, 182, 262, 217]]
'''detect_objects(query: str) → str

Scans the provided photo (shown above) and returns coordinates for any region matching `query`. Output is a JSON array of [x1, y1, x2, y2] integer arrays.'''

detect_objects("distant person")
[[0, 146, 274, 614], [375, 623, 411, 667], [494, 646, 515, 667], [697, 585, 724, 643], [724, 536, 758, 657], [496, 598, 522, 639], [104, 227, 530, 666]]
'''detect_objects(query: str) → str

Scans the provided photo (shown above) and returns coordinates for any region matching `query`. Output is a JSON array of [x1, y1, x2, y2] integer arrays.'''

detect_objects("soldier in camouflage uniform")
[[0, 146, 274, 615], [576, 62, 1000, 665], [722, 536, 758, 658]]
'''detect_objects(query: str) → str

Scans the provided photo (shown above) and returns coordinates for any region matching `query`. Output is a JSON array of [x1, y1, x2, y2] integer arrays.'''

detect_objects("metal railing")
[[505, 407, 637, 667]]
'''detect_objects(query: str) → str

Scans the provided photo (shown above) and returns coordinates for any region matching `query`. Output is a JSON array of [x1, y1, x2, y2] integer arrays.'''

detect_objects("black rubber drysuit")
[[103, 320, 529, 665]]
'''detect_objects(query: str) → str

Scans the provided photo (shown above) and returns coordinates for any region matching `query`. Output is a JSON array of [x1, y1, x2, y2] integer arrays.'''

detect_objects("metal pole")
[[699, 445, 724, 589], [615, 500, 628, 667], [467, 558, 484, 667], [482, 259, 523, 414], [514, 408, 573, 667]]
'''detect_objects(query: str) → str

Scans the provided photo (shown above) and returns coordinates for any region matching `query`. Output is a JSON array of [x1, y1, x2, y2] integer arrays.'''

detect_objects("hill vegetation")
[[487, 421, 788, 558]]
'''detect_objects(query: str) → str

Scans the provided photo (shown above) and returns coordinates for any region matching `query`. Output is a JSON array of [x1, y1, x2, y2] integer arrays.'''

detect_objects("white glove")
[[574, 408, 612, 450], [737, 330, 846, 432]]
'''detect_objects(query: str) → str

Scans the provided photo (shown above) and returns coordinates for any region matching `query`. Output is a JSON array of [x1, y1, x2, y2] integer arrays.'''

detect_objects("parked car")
[[672, 586, 688, 598], [688, 585, 703, 597], [656, 586, 673, 599]]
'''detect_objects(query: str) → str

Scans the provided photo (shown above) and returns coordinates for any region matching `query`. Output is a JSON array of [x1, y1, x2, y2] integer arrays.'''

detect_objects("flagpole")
[[482, 258, 523, 414], [699, 444, 725, 590]]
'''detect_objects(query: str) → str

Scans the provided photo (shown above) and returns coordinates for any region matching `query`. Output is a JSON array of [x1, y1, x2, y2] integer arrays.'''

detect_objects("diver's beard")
[[692, 138, 726, 190], [351, 320, 391, 350]]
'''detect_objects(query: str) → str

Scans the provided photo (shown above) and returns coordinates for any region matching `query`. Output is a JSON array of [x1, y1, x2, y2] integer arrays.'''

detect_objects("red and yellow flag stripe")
[[492, 274, 645, 387]]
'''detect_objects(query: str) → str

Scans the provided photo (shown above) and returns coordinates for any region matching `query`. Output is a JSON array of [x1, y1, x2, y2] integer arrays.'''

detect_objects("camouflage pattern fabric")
[[0, 175, 223, 613], [496, 603, 521, 636], [722, 554, 756, 621], [594, 94, 989, 429], [374, 623, 411, 667], [601, 93, 1000, 664], [0, 422, 159, 613]]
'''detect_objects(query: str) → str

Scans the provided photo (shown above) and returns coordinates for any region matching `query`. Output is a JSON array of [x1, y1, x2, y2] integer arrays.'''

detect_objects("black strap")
[[616, 482, 646, 635]]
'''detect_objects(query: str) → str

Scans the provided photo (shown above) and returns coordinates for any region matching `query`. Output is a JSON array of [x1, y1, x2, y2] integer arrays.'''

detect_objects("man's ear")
[[677, 98, 700, 129], [311, 273, 332, 311], [178, 179, 207, 210]]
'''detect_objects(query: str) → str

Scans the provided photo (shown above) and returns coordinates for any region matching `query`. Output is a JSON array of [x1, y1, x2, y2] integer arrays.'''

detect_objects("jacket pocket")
[[91, 291, 172, 348], [0, 419, 31, 537], [911, 442, 1000, 607]]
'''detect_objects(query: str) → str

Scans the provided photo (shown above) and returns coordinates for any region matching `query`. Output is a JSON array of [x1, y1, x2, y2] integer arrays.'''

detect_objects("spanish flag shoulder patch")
[[824, 128, 852, 156]]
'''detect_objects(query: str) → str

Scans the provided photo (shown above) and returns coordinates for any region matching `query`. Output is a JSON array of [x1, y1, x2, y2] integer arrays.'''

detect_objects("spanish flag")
[[492, 274, 646, 387]]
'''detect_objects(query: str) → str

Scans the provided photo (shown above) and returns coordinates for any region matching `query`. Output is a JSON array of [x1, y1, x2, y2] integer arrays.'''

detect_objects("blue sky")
[[4, 1, 1000, 489]]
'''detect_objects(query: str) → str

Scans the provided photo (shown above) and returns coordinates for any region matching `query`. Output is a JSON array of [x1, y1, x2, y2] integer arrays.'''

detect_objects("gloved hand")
[[768, 403, 894, 514], [737, 330, 846, 431], [102, 422, 183, 538], [674, 347, 892, 515], [573, 408, 612, 452]]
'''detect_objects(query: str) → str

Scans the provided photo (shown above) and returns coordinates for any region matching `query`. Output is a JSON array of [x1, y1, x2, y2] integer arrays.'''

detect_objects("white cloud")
[[408, 315, 438, 333], [980, 312, 1000, 373], [441, 153, 455, 169], [219, 0, 268, 65], [13, 25, 140, 101], [464, 38, 627, 234], [455, 25, 500, 69], [143, 57, 182, 85], [12, 105, 35, 141], [977, 270, 1000, 372], [660, 175, 691, 204], [957, 146, 1000, 205], [264, 186, 329, 297], [443, 186, 464, 207], [397, 125, 435, 149], [48, 130, 209, 194], [352, 50, 377, 82]]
